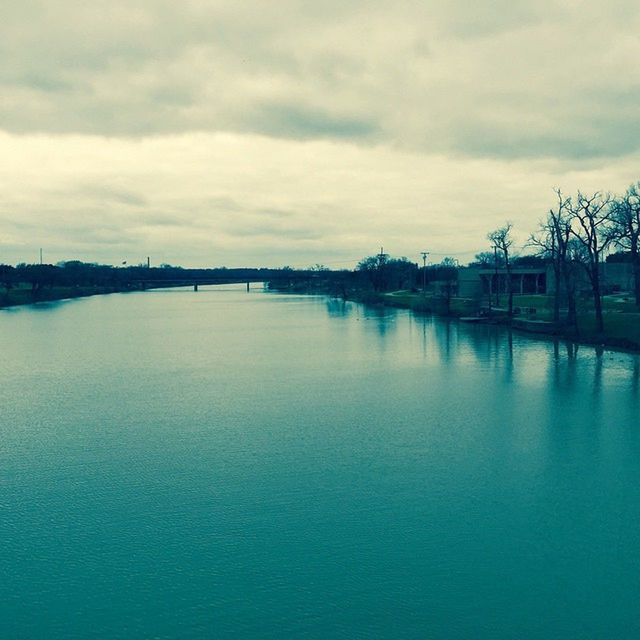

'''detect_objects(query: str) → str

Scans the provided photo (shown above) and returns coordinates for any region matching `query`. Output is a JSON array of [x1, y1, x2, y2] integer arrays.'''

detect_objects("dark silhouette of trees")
[[471, 251, 505, 268], [568, 191, 614, 334], [510, 255, 547, 268], [17, 264, 59, 295], [357, 254, 387, 292], [529, 189, 579, 330], [0, 260, 349, 306], [610, 182, 640, 305], [357, 253, 418, 292], [487, 224, 514, 316], [385, 257, 418, 291], [435, 258, 458, 315], [0, 264, 15, 292]]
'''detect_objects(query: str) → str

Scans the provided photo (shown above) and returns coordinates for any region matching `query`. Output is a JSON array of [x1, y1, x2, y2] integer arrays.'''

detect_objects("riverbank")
[[0, 285, 125, 309], [376, 290, 640, 353], [267, 280, 640, 351], [7, 280, 640, 353]]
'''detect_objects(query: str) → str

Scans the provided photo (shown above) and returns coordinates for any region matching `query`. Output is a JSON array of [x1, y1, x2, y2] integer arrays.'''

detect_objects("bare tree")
[[438, 257, 458, 315], [564, 237, 585, 333], [568, 191, 614, 334], [610, 182, 640, 305], [472, 251, 504, 267], [487, 224, 514, 316], [529, 189, 578, 330]]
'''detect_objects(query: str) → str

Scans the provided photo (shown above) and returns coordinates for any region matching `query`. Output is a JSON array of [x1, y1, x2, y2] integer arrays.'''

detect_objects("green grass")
[[507, 294, 640, 349], [573, 311, 640, 347], [382, 292, 478, 316]]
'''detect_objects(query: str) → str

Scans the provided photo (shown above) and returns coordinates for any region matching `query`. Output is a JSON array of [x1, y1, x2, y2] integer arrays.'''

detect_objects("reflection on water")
[[1, 288, 639, 640], [405, 309, 639, 399], [325, 298, 352, 318], [361, 304, 397, 338]]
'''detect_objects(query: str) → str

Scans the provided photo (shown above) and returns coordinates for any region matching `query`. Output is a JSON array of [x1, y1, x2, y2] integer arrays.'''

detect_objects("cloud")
[[2, 1, 639, 159], [2, 2, 640, 267], [1, 131, 639, 267], [250, 104, 377, 141]]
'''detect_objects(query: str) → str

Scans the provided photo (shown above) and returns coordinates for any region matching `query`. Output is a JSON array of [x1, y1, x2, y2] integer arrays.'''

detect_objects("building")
[[457, 261, 635, 299], [457, 266, 550, 299]]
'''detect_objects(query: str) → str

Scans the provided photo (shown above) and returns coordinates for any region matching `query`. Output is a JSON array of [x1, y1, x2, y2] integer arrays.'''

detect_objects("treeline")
[[0, 261, 320, 299], [478, 182, 640, 335], [348, 181, 640, 336], [353, 251, 546, 293]]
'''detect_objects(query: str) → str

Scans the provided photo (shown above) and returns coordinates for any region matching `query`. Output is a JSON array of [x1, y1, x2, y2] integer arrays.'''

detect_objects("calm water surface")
[[1, 287, 639, 639]]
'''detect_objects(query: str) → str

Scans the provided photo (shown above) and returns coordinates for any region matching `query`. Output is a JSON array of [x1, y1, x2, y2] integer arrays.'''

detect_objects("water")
[[1, 287, 639, 639]]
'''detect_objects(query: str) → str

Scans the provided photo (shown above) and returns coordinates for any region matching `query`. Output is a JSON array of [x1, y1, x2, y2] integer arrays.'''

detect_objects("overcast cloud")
[[2, 0, 640, 266]]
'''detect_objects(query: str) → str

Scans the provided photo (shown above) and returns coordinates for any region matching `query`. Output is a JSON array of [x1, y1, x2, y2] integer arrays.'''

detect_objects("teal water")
[[1, 287, 639, 639]]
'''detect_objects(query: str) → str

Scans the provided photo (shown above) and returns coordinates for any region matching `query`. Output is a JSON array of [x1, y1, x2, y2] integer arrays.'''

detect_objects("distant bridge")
[[131, 270, 322, 292]]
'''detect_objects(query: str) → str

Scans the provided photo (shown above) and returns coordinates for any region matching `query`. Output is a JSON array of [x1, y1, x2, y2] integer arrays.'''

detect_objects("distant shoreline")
[[4, 283, 639, 355], [267, 280, 640, 354], [0, 285, 115, 309], [378, 291, 640, 354]]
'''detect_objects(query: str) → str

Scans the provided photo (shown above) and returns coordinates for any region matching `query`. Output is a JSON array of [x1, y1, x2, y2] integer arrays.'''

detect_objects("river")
[[1, 286, 639, 639]]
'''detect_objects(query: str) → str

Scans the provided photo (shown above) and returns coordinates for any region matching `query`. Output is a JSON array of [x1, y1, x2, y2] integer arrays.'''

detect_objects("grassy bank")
[[382, 291, 478, 315], [378, 291, 640, 352], [0, 284, 122, 309], [492, 293, 640, 349]]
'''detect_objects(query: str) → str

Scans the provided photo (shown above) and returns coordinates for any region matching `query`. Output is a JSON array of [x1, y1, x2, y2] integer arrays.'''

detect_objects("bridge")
[[129, 269, 323, 292]]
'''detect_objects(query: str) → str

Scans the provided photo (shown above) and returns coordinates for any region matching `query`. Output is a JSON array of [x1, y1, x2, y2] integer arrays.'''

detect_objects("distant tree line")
[[0, 261, 327, 299]]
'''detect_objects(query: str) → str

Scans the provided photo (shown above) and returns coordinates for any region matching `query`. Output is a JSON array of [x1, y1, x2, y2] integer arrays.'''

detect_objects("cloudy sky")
[[2, 0, 639, 267]]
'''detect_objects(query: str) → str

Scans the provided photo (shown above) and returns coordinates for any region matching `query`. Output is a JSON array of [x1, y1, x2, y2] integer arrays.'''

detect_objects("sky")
[[2, 0, 640, 268]]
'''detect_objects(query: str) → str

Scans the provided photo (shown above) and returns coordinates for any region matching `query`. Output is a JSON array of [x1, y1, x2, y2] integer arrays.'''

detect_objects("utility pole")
[[39, 248, 43, 265], [147, 256, 150, 269], [421, 251, 429, 295], [376, 247, 388, 292]]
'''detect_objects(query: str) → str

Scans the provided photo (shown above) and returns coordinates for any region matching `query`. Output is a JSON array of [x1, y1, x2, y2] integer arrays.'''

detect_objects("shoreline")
[[5, 283, 640, 355], [376, 292, 640, 354], [278, 284, 640, 355], [0, 285, 133, 310], [0, 283, 190, 310]]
